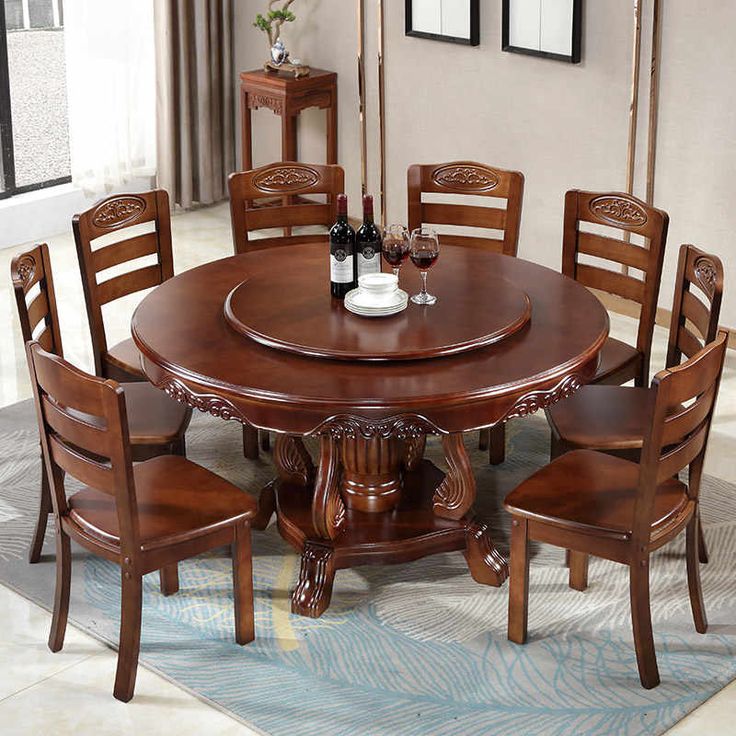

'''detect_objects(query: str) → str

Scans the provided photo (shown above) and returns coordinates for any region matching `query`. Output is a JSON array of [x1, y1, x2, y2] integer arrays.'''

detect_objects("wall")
[[234, 1, 735, 327]]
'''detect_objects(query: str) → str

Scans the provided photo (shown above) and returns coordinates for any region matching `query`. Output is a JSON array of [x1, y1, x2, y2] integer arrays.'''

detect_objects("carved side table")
[[240, 68, 338, 169]]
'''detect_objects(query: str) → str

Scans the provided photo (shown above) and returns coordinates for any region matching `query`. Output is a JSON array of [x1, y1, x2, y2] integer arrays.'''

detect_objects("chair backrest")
[[634, 331, 728, 546], [26, 341, 140, 555], [73, 190, 174, 377], [228, 162, 345, 254], [666, 244, 724, 368], [407, 161, 524, 256], [11, 243, 63, 357], [562, 190, 669, 378]]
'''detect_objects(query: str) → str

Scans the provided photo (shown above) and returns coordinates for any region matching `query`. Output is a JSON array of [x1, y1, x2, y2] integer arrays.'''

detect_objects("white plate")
[[345, 289, 408, 318], [346, 288, 408, 310]]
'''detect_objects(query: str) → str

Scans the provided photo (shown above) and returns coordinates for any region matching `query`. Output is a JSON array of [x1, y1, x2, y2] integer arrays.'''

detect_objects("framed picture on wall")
[[502, 0, 582, 63], [405, 0, 480, 46]]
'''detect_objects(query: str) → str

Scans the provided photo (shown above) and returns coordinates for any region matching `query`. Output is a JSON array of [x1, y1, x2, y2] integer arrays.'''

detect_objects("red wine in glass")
[[409, 249, 439, 270], [382, 225, 410, 277]]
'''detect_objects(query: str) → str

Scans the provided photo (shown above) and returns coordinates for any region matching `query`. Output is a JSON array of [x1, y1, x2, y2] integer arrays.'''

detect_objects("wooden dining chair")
[[407, 161, 524, 256], [73, 190, 174, 382], [487, 190, 670, 466], [12, 244, 192, 568], [505, 331, 728, 689], [546, 244, 725, 574], [229, 161, 344, 455], [407, 161, 525, 463], [27, 341, 257, 702], [228, 161, 345, 254]]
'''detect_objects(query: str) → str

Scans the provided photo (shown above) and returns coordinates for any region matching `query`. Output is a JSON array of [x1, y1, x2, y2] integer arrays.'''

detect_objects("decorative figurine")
[[254, 1, 310, 78]]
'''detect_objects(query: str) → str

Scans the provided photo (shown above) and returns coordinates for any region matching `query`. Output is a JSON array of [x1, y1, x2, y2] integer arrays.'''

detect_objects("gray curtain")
[[154, 0, 234, 209]]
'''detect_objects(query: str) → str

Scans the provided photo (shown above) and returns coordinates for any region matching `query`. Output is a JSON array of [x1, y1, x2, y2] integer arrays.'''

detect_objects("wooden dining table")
[[132, 242, 609, 617]]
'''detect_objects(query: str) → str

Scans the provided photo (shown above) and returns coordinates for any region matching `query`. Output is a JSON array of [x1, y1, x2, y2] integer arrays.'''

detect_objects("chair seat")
[[67, 456, 257, 552], [123, 383, 190, 445], [504, 450, 689, 538], [593, 337, 642, 384], [547, 386, 651, 450], [107, 338, 144, 378]]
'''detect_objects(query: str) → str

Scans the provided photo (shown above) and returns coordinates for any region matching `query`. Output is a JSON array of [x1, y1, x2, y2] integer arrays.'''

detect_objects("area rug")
[[1, 399, 735, 736]]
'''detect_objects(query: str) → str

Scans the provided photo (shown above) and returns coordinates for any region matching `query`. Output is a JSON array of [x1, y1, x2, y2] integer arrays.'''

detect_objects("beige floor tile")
[[0, 586, 105, 701], [663, 679, 736, 734], [0, 649, 259, 736]]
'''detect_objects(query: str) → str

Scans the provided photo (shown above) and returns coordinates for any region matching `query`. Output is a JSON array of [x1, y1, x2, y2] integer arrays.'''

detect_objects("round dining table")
[[132, 242, 609, 617]]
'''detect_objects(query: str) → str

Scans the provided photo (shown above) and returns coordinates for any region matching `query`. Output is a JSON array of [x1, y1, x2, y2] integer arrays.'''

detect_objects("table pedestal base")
[[270, 459, 507, 618]]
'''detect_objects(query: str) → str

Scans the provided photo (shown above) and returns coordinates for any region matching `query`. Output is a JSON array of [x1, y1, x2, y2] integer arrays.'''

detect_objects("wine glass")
[[409, 227, 440, 305], [382, 224, 410, 278]]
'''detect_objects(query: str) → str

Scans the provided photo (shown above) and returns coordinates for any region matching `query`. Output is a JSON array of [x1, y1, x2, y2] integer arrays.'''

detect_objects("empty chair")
[[407, 161, 525, 463], [228, 161, 345, 254], [547, 244, 724, 577], [505, 332, 728, 689], [27, 341, 257, 701], [73, 190, 175, 381], [488, 189, 670, 465], [11, 244, 190, 567]]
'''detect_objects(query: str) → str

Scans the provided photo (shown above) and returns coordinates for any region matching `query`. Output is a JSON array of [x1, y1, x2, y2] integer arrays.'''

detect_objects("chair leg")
[[29, 459, 52, 564], [697, 510, 709, 564], [568, 551, 589, 591], [629, 558, 660, 689], [259, 431, 270, 453], [114, 571, 143, 702], [159, 564, 179, 596], [48, 529, 71, 653], [686, 514, 708, 634], [243, 425, 258, 460], [489, 424, 506, 465], [478, 429, 490, 451], [508, 517, 530, 645], [172, 436, 186, 457], [232, 521, 255, 645]]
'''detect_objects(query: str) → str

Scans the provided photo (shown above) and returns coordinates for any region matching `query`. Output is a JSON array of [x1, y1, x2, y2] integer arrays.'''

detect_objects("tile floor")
[[0, 202, 734, 734]]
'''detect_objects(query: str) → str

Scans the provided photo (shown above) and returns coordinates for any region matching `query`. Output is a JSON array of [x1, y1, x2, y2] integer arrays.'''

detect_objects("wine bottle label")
[[330, 252, 354, 283], [357, 249, 380, 276]]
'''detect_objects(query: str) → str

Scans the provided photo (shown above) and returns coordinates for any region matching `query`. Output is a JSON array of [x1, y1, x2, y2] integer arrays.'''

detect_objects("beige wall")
[[235, 1, 735, 327]]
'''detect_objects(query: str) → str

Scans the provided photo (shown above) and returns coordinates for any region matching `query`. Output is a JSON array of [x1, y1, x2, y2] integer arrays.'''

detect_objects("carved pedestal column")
[[340, 436, 403, 512]]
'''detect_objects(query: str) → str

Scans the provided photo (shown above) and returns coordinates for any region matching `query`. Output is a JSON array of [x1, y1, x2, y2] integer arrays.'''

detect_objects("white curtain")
[[63, 1, 157, 194]]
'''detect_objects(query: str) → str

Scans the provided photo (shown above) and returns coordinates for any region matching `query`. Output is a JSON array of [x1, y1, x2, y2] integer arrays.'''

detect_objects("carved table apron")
[[132, 244, 609, 617]]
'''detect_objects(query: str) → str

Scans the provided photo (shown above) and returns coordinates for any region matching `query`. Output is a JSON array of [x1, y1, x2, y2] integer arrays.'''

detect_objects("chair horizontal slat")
[[676, 325, 705, 362], [422, 203, 506, 230], [37, 326, 54, 352], [42, 395, 111, 458], [27, 291, 50, 332], [97, 265, 161, 305], [33, 349, 107, 416], [666, 338, 725, 405], [577, 232, 650, 271], [576, 264, 645, 303], [438, 234, 505, 252], [661, 386, 715, 448], [245, 203, 331, 231], [657, 422, 708, 483], [681, 290, 711, 339], [49, 434, 115, 495], [92, 232, 159, 273], [243, 233, 329, 252]]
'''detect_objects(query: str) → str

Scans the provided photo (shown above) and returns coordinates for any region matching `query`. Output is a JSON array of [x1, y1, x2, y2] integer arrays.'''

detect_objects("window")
[[0, 0, 71, 199]]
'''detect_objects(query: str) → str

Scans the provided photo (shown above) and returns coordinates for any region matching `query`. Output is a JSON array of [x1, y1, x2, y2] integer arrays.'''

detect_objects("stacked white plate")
[[344, 273, 409, 318]]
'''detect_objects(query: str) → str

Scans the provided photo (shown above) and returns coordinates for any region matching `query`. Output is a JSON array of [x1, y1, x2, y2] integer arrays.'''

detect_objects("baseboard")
[[594, 291, 736, 350]]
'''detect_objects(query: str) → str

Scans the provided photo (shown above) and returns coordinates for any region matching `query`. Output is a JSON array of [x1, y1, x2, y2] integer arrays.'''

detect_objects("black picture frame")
[[405, 0, 480, 47], [502, 0, 582, 64]]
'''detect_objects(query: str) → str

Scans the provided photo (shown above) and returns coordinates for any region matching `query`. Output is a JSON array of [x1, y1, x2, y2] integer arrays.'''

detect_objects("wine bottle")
[[356, 194, 383, 279], [329, 194, 356, 299]]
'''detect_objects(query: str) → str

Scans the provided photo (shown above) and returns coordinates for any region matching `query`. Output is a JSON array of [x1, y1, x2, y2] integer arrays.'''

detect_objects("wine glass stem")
[[420, 270, 428, 298], [393, 267, 400, 278]]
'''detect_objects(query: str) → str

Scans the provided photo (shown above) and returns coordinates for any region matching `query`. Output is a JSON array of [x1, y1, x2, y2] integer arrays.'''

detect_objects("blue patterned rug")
[[1, 399, 735, 736]]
